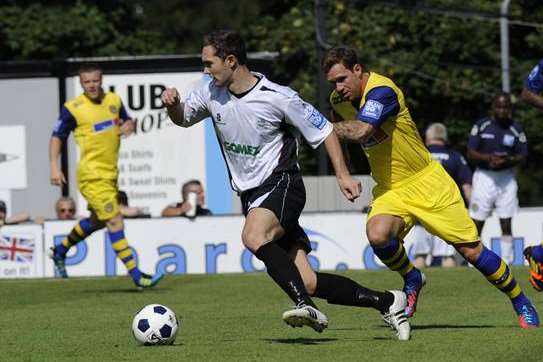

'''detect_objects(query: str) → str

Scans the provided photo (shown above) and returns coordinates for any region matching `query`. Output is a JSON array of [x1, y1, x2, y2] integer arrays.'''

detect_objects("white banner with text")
[[2, 209, 542, 279]]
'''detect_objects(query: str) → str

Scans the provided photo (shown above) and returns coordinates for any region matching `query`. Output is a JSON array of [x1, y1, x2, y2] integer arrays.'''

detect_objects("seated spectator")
[[161, 180, 212, 218], [118, 190, 150, 218], [55, 196, 77, 220], [0, 200, 31, 226]]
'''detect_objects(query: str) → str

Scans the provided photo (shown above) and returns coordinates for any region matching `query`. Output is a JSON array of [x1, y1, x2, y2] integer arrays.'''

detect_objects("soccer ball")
[[132, 304, 179, 345]]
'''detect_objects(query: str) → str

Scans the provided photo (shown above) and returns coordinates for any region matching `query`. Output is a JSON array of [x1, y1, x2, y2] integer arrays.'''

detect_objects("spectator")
[[161, 180, 212, 218], [0, 200, 31, 226], [467, 92, 527, 264], [55, 196, 77, 220], [412, 123, 473, 269], [117, 190, 149, 218]]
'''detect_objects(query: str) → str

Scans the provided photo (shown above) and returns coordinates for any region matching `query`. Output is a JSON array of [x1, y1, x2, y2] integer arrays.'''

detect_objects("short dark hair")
[[182, 180, 202, 199], [78, 62, 102, 75], [203, 30, 247, 65], [322, 46, 360, 74]]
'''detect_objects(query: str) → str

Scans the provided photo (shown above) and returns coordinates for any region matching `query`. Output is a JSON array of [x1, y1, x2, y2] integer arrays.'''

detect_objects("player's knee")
[[366, 227, 391, 246], [456, 242, 482, 264], [241, 229, 265, 253], [106, 214, 124, 232]]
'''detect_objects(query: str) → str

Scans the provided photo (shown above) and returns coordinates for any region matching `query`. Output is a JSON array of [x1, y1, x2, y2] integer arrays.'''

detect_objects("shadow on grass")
[[412, 324, 496, 330], [265, 337, 338, 345], [80, 287, 172, 294]]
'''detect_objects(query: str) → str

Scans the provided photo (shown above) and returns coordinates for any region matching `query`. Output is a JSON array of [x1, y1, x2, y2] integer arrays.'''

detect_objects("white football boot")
[[282, 305, 328, 333], [382, 290, 411, 341]]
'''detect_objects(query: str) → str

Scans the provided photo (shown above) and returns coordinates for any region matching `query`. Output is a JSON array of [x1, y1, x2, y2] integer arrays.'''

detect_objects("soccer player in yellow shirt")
[[323, 46, 538, 328], [49, 63, 163, 289]]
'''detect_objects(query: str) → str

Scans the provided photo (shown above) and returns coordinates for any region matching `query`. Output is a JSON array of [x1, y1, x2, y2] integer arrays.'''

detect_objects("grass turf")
[[1, 267, 541, 361]]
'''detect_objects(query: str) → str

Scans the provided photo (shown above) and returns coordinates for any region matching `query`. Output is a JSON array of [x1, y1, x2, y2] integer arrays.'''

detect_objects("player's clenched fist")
[[161, 88, 180, 107]]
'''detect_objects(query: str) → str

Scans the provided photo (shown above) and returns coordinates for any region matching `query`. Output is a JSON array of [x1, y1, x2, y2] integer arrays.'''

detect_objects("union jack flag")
[[0, 235, 35, 263]]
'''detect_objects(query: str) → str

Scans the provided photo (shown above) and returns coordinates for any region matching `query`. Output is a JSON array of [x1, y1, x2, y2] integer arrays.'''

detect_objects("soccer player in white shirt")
[[161, 30, 411, 340]]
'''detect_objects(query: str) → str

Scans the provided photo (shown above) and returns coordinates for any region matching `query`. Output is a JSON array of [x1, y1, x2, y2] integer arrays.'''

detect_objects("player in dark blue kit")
[[467, 92, 527, 264], [412, 123, 472, 269], [521, 59, 543, 290]]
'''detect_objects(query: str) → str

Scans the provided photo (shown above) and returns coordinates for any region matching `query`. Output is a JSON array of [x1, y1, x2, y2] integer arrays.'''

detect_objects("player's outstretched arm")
[[161, 87, 186, 127], [324, 131, 361, 202], [521, 87, 543, 111], [49, 136, 66, 186]]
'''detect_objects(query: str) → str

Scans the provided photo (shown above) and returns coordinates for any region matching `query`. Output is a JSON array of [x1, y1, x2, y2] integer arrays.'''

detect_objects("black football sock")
[[314, 272, 394, 313], [255, 241, 317, 309]]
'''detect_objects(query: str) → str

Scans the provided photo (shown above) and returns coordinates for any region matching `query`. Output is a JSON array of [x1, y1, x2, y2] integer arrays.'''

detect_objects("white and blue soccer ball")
[[132, 304, 179, 346]]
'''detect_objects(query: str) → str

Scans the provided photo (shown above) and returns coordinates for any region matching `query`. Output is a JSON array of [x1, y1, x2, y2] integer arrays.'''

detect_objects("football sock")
[[531, 244, 543, 262], [108, 229, 141, 280], [56, 218, 99, 257], [474, 246, 530, 313], [314, 272, 394, 313], [500, 234, 513, 264], [373, 238, 416, 278], [255, 241, 317, 309]]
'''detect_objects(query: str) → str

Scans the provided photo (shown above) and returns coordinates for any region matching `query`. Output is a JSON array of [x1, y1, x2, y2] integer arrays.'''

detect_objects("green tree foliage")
[[2, 0, 543, 204], [0, 0, 175, 59], [245, 0, 543, 205]]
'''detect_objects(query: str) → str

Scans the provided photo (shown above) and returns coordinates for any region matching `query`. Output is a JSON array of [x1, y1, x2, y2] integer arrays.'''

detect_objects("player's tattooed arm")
[[332, 120, 376, 144]]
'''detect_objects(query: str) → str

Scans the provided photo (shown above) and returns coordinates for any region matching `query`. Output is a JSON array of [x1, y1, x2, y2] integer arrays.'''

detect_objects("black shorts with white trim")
[[240, 171, 311, 253]]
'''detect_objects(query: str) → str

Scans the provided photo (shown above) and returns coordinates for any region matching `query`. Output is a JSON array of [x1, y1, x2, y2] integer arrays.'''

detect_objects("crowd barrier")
[[1, 209, 542, 279]]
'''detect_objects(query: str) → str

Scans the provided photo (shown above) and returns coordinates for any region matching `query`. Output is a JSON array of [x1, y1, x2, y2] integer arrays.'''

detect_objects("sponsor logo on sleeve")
[[299, 100, 326, 130], [360, 99, 384, 120]]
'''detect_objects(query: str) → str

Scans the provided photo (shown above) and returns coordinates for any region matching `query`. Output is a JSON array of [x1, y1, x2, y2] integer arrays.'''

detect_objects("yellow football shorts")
[[368, 161, 479, 244], [79, 178, 120, 221]]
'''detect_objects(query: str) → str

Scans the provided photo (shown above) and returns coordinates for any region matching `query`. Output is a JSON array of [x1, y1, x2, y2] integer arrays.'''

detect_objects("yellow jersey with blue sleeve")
[[330, 72, 432, 189], [52, 92, 130, 182], [329, 72, 478, 244]]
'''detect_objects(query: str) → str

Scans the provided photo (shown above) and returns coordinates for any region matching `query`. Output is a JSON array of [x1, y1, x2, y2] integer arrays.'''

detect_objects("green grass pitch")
[[1, 267, 541, 361]]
